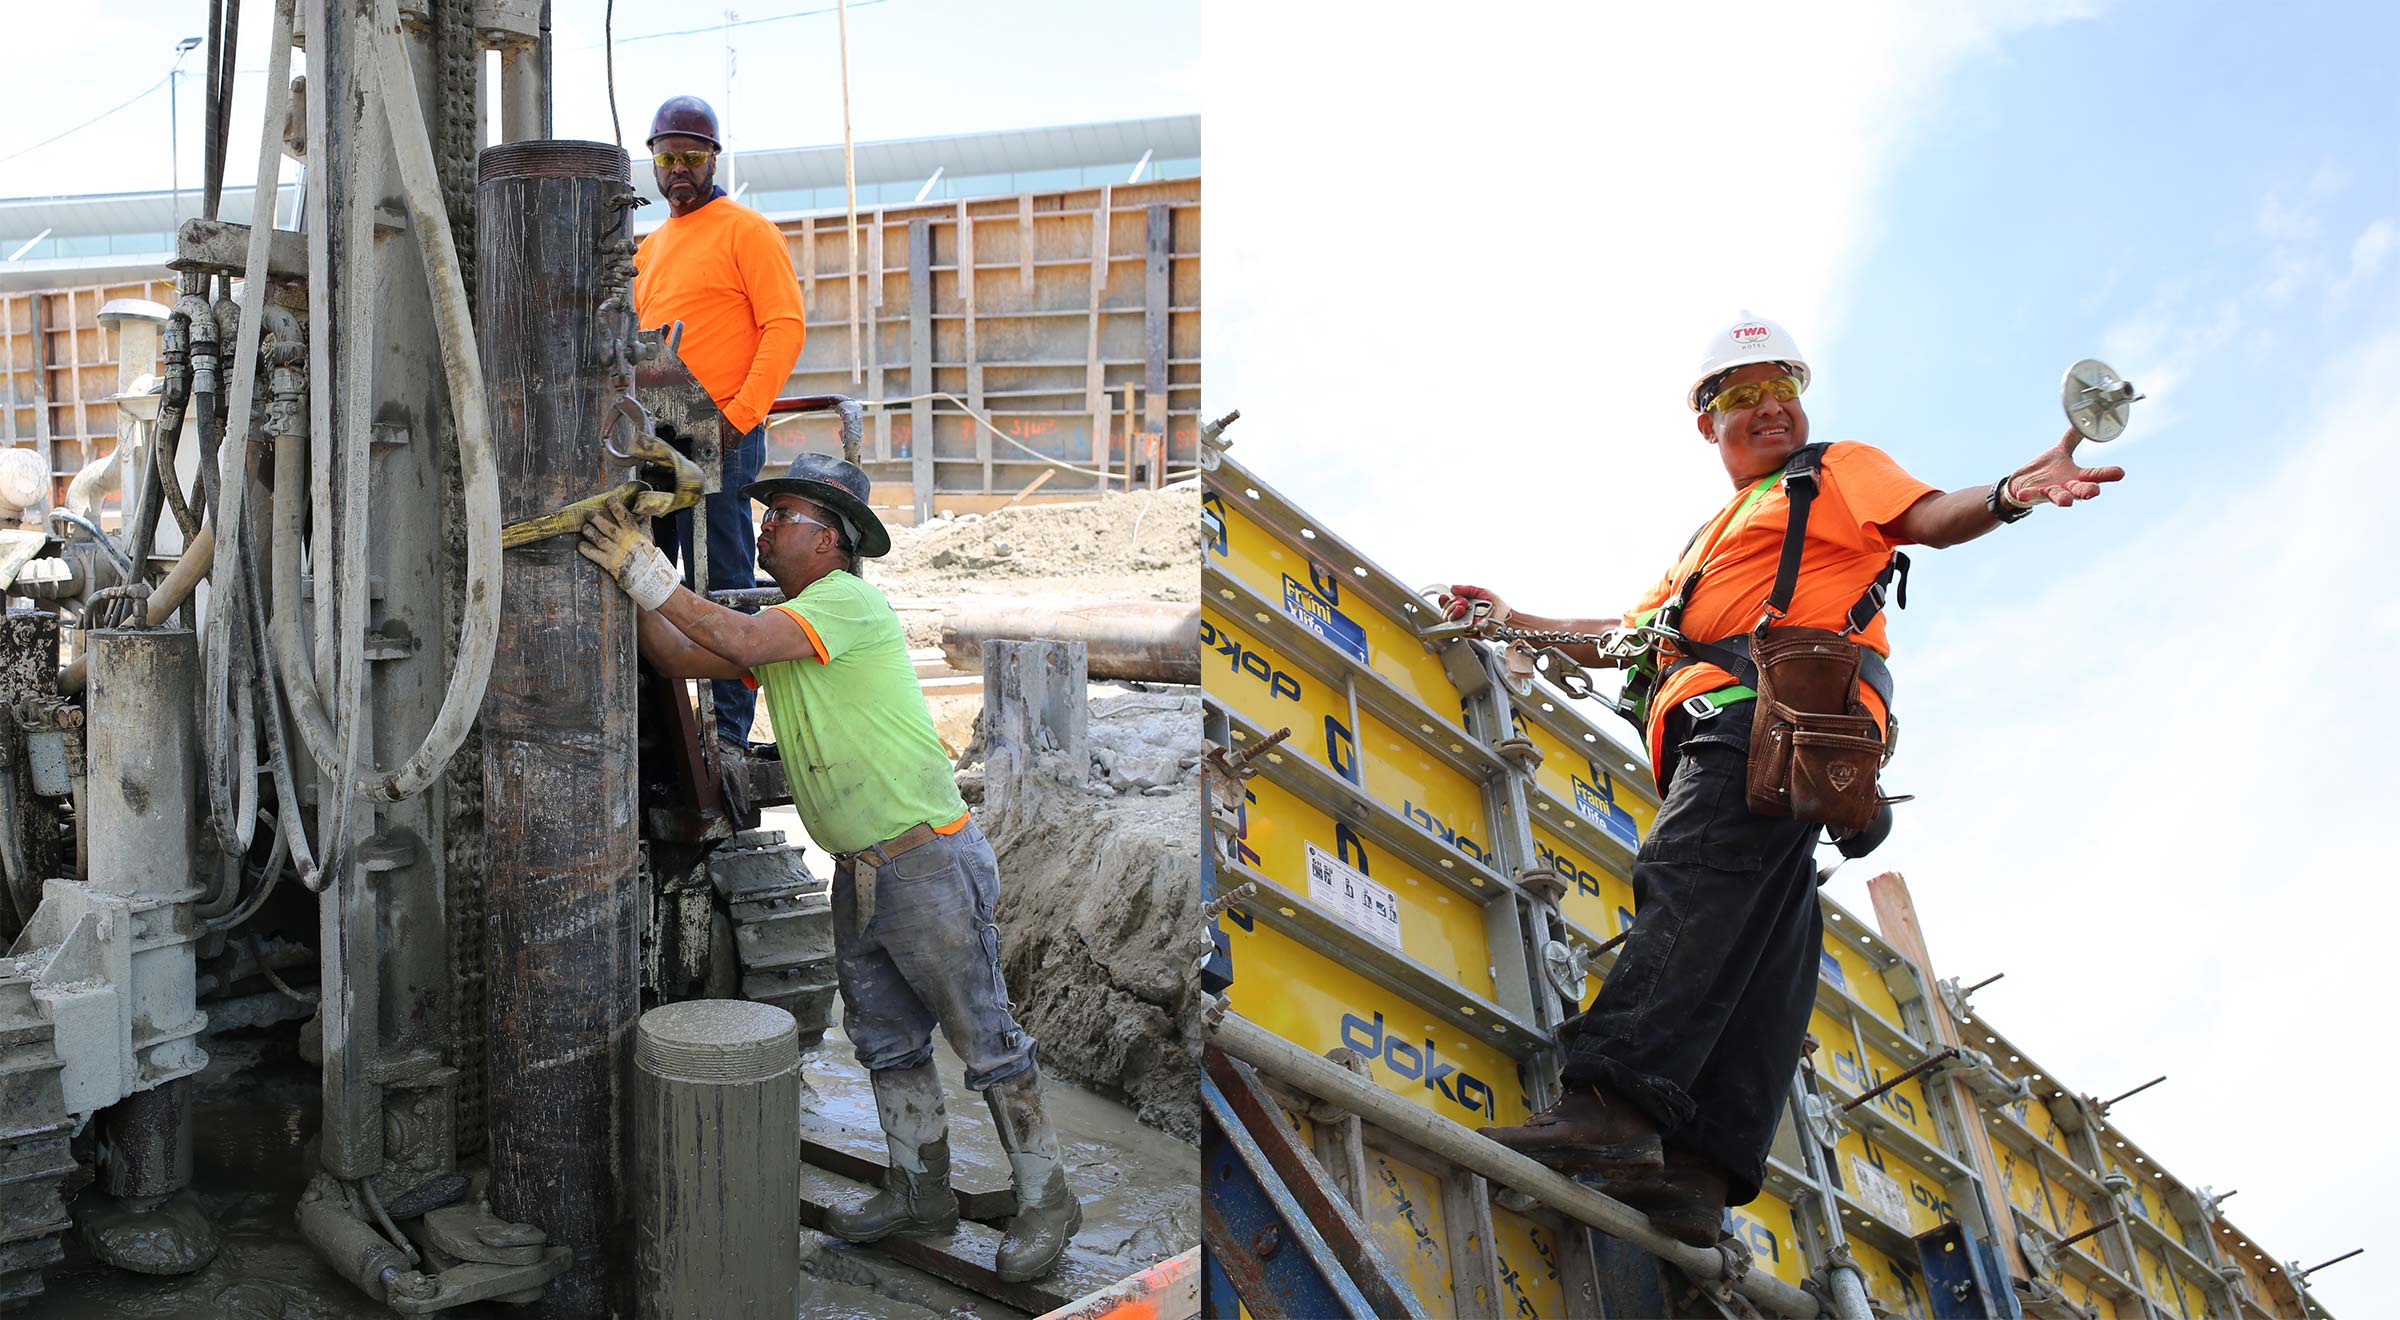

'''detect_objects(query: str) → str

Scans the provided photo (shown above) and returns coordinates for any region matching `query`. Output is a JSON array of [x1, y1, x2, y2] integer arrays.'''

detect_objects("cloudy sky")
[[1207, 2, 2394, 1314], [0, 0, 1199, 200]]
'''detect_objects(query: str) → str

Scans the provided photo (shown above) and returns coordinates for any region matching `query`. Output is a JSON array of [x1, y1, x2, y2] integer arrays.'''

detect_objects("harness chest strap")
[[1643, 442, 1909, 713]]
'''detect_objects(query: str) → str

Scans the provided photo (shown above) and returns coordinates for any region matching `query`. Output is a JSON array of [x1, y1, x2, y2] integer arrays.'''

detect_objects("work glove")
[[1437, 584, 1512, 633], [2002, 426, 2128, 510], [577, 499, 678, 610]]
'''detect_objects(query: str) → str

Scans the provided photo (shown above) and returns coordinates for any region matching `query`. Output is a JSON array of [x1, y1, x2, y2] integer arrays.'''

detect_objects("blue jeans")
[[831, 821, 1037, 1091], [660, 422, 765, 745]]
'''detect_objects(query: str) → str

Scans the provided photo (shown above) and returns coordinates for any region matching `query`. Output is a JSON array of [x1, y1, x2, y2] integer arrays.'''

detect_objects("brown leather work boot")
[[1476, 1085, 1661, 1174], [1603, 1149, 1728, 1248]]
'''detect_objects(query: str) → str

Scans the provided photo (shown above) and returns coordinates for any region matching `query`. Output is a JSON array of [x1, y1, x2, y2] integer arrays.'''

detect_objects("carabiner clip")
[[601, 393, 653, 462]]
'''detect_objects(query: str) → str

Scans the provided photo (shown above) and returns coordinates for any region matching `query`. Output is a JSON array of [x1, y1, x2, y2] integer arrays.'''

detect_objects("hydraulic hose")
[[202, 6, 292, 856], [344, 0, 501, 805]]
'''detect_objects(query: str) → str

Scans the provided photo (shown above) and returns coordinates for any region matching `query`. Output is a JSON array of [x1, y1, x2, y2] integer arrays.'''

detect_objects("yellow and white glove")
[[577, 499, 677, 610]]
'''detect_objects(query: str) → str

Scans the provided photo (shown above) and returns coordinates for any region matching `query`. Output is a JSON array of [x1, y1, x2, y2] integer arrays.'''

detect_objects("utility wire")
[[606, 0, 622, 149], [609, 0, 889, 46], [0, 73, 174, 166]]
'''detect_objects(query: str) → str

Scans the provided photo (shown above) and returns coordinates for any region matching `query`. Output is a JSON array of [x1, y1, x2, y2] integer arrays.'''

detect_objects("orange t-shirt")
[[1627, 441, 1938, 768], [633, 195, 806, 435]]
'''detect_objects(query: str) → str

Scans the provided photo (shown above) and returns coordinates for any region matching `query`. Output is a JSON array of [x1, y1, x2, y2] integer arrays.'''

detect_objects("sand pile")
[[875, 488, 1201, 605]]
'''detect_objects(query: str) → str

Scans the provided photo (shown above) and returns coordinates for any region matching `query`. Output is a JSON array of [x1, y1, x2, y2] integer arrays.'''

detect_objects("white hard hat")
[[1688, 311, 1811, 412]]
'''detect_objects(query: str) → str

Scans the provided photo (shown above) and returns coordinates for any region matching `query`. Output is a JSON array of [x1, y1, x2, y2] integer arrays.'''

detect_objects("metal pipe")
[[2055, 1217, 2120, 1252], [2096, 1075, 2166, 1113], [44, 509, 137, 584], [477, 136, 643, 1319], [1208, 1008, 1822, 1318], [1787, 1070, 1877, 1320], [1841, 1046, 1958, 1114], [2298, 1248, 2363, 1279], [941, 599, 1200, 685], [60, 525, 213, 693]]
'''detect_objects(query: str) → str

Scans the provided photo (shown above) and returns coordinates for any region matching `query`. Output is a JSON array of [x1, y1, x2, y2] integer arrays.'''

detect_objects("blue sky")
[[1208, 2, 2395, 1314]]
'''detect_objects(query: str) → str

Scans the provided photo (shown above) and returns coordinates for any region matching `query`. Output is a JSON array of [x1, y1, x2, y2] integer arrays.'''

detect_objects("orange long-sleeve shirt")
[[633, 194, 806, 435]]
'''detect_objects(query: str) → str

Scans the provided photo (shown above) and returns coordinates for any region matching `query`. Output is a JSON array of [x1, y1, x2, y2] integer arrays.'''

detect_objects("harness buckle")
[[1682, 694, 1723, 721]]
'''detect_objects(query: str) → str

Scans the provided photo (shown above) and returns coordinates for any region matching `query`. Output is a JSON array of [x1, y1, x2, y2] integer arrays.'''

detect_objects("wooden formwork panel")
[[769, 179, 1200, 500]]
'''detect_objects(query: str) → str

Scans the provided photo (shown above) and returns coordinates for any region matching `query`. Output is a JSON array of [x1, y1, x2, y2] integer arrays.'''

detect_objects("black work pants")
[[1561, 698, 1822, 1207]]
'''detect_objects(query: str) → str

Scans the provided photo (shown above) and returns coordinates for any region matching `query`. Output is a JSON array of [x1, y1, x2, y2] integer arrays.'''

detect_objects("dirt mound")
[[970, 691, 1203, 1140], [875, 488, 1201, 605]]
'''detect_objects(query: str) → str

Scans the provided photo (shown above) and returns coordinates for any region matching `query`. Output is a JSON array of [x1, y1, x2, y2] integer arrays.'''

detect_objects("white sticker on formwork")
[[1848, 1155, 1912, 1225], [1305, 842, 1403, 951]]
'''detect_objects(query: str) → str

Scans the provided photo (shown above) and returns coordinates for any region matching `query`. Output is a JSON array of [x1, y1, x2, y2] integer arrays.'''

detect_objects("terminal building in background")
[[0, 113, 1200, 522]]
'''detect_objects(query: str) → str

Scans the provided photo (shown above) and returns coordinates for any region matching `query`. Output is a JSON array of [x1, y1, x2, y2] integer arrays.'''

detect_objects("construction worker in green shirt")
[[576, 452, 1081, 1282]]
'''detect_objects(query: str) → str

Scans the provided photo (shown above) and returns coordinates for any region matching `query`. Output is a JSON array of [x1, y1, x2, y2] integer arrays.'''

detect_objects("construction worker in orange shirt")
[[635, 94, 807, 750], [1453, 313, 2125, 1248]]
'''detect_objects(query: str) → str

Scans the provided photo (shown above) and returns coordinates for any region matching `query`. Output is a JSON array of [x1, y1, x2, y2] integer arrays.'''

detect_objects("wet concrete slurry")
[[26, 1016, 1195, 1318], [800, 1025, 1202, 1305]]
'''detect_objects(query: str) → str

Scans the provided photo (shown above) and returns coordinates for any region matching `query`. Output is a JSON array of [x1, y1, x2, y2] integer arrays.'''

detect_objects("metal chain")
[[433, 0, 478, 317]]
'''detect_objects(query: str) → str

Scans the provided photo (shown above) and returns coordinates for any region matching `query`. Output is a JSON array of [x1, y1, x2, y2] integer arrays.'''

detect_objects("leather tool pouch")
[[1745, 626, 1886, 833]]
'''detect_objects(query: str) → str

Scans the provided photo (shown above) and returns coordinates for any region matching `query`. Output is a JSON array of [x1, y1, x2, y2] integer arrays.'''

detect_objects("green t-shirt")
[[749, 570, 969, 855]]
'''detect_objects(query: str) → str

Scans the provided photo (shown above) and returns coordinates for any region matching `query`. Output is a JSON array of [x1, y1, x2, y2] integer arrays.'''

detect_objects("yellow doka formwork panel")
[[1533, 824, 1636, 946], [1203, 605, 1501, 872], [1513, 707, 1657, 857], [1225, 770, 1496, 998], [1220, 917, 1531, 1128], [1204, 491, 1467, 725]]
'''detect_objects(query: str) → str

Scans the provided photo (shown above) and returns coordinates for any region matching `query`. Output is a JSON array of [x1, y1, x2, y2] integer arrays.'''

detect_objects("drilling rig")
[[0, 0, 836, 1312]]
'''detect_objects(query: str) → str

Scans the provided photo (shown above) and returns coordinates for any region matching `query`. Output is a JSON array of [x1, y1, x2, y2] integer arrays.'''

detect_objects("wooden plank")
[[1084, 186, 1110, 489], [800, 214, 816, 309], [996, 468, 1054, 511], [29, 294, 53, 499], [961, 205, 988, 494], [2, 292, 17, 443], [63, 290, 90, 467], [1017, 193, 1034, 295], [1866, 871, 2034, 1280], [795, 1164, 1120, 1316], [907, 216, 934, 525], [1143, 204, 1171, 489]]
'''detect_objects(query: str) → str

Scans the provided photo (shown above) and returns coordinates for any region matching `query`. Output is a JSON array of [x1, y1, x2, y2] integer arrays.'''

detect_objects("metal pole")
[[477, 138, 643, 1319], [170, 66, 181, 230], [1208, 1009, 1823, 1319], [837, 0, 859, 384]]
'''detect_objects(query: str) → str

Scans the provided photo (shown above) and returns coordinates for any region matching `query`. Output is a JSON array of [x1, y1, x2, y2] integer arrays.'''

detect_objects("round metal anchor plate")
[[2061, 358, 2139, 443]]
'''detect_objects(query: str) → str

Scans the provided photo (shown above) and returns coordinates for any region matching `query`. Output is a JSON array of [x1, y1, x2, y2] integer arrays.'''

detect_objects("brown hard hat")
[[647, 95, 721, 150]]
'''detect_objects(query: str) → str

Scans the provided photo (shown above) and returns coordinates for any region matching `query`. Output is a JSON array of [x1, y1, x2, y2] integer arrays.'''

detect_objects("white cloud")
[[1204, 0, 2096, 619], [1844, 317, 2400, 1307], [2332, 217, 2396, 299]]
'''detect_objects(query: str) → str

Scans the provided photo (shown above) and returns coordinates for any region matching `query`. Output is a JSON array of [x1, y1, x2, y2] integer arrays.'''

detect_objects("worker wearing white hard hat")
[[1443, 312, 2127, 1245]]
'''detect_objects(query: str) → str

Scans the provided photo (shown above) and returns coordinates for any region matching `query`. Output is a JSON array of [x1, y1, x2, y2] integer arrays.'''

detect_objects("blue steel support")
[[1915, 1221, 2023, 1320], [1200, 1054, 1433, 1320]]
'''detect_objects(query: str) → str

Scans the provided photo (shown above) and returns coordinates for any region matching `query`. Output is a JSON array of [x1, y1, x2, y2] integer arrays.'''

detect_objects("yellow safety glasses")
[[652, 149, 716, 171], [1706, 374, 1804, 413]]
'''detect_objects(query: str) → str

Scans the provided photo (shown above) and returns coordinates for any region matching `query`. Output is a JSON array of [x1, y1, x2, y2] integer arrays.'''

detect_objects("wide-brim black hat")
[[743, 451, 890, 558]]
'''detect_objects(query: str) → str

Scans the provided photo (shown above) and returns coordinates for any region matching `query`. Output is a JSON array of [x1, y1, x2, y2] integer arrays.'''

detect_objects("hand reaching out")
[[2005, 426, 2128, 509]]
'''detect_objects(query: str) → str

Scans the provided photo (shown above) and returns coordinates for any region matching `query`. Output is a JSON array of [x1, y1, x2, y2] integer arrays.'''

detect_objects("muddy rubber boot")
[[827, 1062, 961, 1242], [983, 1067, 1083, 1283], [1603, 1149, 1728, 1248], [1476, 1084, 1662, 1174]]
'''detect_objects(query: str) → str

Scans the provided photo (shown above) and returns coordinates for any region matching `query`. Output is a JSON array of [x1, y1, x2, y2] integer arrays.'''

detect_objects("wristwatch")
[[1987, 477, 2034, 524]]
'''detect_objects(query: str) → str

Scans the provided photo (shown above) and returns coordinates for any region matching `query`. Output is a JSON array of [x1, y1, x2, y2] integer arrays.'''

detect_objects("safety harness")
[[1617, 443, 1909, 730]]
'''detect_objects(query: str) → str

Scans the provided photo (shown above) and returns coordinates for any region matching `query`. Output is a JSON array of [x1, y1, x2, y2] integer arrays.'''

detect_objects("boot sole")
[[1490, 1136, 1664, 1176], [993, 1205, 1083, 1283], [825, 1214, 961, 1245]]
